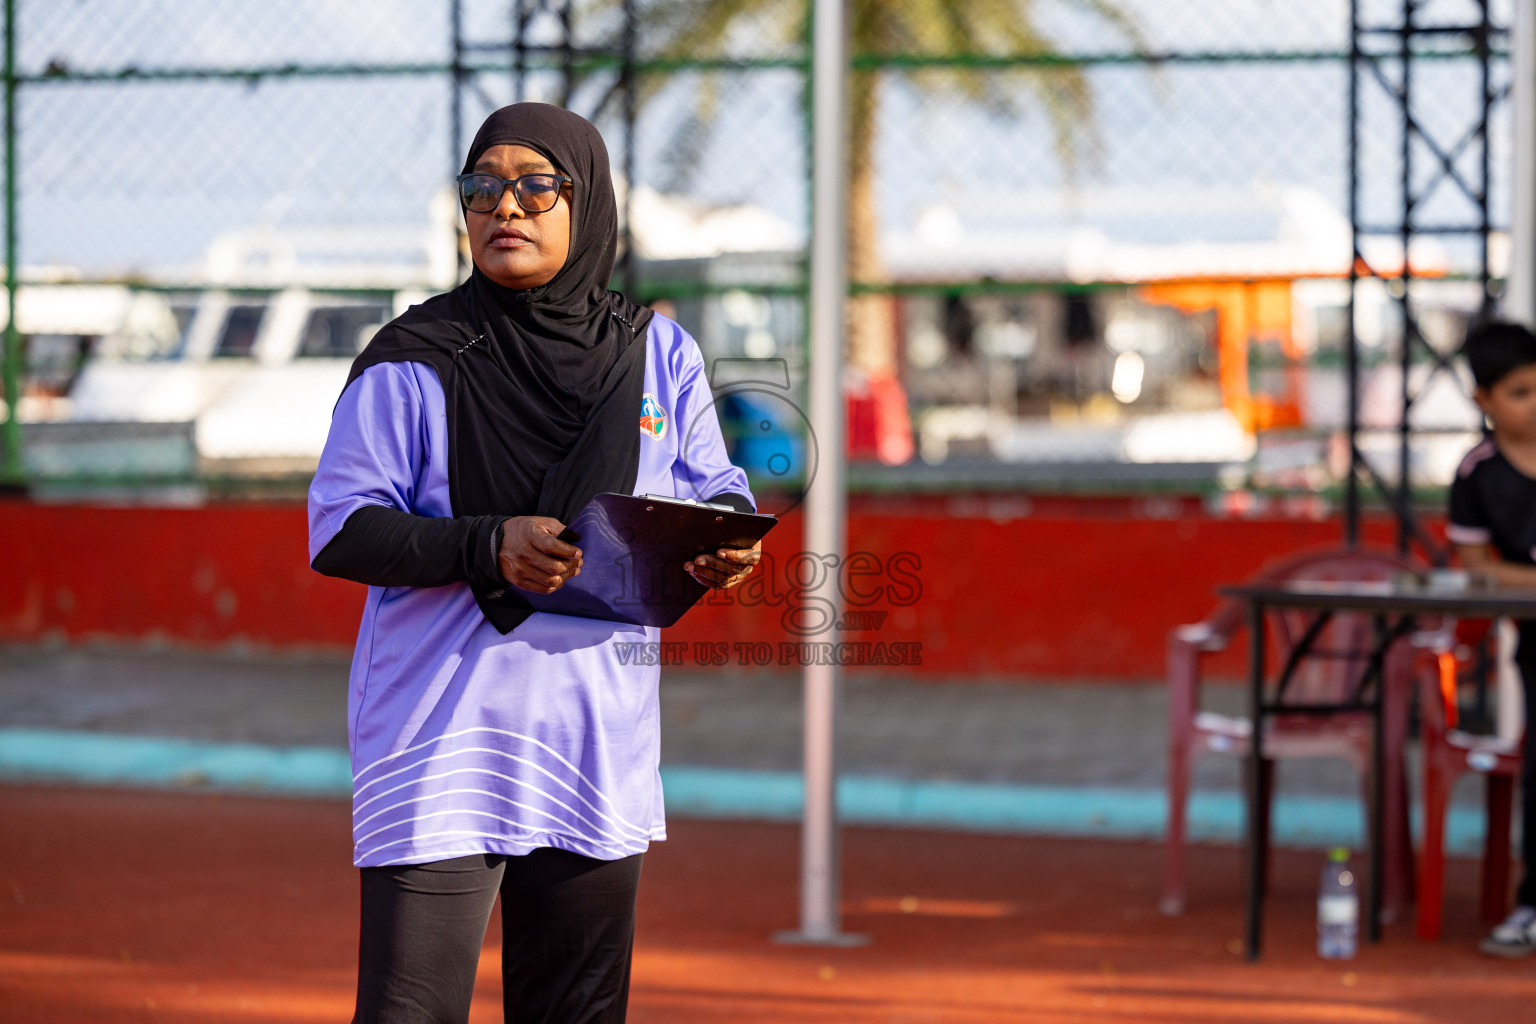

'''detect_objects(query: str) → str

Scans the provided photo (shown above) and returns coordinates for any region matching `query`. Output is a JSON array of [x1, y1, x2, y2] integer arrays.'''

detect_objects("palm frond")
[[594, 0, 1142, 210], [870, 0, 1094, 175], [585, 0, 803, 190], [640, 0, 801, 60]]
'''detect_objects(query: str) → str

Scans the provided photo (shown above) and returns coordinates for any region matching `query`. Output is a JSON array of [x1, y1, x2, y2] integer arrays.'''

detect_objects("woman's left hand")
[[685, 540, 762, 589]]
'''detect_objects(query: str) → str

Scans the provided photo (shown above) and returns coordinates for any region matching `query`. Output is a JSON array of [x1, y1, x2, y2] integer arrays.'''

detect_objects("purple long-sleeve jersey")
[[308, 314, 752, 867]]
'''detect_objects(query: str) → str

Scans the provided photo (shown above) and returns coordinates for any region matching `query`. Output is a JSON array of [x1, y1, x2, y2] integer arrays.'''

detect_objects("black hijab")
[[346, 103, 654, 632]]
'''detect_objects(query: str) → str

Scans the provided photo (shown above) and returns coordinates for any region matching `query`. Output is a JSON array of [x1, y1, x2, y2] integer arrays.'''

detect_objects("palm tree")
[[629, 0, 1140, 457]]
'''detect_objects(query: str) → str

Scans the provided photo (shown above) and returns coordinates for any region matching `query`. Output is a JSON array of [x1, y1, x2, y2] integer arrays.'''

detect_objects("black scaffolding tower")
[[1345, 0, 1508, 560]]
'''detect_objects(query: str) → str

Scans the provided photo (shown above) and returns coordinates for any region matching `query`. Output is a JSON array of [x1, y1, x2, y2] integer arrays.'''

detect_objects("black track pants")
[[352, 848, 643, 1024]]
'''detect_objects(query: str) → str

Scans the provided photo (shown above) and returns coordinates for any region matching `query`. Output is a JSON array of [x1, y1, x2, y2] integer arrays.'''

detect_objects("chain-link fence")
[[0, 0, 1513, 511]]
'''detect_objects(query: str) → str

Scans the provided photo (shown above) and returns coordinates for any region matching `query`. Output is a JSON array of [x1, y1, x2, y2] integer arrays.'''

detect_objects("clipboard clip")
[[642, 493, 736, 512]]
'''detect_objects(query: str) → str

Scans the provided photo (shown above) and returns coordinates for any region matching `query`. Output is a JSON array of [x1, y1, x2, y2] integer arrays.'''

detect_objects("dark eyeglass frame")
[[455, 172, 573, 214]]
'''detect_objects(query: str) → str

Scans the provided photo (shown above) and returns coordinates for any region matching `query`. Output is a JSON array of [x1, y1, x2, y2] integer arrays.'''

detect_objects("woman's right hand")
[[499, 517, 583, 594]]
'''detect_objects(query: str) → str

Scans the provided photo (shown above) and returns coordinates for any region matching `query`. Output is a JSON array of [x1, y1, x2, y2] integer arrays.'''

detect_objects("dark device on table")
[[520, 492, 777, 627]]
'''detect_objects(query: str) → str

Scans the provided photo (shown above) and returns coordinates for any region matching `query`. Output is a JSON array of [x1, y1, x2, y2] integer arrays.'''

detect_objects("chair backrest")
[[1260, 548, 1426, 706]]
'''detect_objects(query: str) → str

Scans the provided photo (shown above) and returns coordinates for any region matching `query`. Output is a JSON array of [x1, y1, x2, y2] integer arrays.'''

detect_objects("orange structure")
[[1137, 279, 1304, 432]]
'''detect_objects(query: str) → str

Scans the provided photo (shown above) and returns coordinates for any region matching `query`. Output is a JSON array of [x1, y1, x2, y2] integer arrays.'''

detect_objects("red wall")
[[0, 497, 1435, 680]]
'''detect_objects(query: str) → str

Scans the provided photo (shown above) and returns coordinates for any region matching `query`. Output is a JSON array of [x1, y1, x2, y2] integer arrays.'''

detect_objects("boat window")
[[298, 302, 391, 358], [25, 334, 92, 397], [212, 305, 266, 358]]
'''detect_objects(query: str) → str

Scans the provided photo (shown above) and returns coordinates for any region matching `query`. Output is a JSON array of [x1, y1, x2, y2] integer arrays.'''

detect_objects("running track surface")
[[2, 784, 1532, 1023]]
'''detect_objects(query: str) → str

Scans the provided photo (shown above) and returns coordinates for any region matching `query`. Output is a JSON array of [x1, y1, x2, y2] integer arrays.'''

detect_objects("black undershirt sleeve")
[[315, 492, 756, 591], [310, 503, 508, 592]]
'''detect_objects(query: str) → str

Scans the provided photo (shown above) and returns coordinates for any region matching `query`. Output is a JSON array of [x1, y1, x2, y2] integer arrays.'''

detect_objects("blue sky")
[[9, 0, 1515, 280]]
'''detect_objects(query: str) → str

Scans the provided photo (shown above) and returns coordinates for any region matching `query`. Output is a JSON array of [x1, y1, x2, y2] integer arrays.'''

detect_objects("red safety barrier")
[[0, 496, 1430, 679]]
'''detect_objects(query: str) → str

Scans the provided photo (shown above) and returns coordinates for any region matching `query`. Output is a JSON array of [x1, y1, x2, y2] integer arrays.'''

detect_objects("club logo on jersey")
[[640, 392, 667, 440]]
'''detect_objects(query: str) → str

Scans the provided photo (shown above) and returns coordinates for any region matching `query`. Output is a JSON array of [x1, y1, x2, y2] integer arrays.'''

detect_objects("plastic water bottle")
[[1317, 847, 1358, 959]]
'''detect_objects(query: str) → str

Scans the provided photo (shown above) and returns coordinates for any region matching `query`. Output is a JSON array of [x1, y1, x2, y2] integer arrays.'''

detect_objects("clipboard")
[[519, 492, 777, 627]]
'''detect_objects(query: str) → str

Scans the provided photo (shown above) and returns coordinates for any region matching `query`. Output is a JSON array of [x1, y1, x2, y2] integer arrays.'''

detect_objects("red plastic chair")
[[1161, 547, 1424, 919], [1413, 618, 1523, 940]]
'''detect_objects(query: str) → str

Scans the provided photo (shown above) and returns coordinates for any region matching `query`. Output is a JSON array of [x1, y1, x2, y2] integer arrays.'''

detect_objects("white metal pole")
[[1496, 0, 1535, 756], [1508, 0, 1536, 325], [774, 0, 864, 947]]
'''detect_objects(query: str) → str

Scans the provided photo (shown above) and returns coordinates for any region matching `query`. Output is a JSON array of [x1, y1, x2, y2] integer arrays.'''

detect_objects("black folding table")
[[1218, 579, 1536, 961]]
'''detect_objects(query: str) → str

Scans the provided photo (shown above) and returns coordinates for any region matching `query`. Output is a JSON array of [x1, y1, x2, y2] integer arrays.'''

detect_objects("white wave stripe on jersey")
[[355, 724, 636, 799], [353, 785, 636, 846], [353, 726, 651, 831], [353, 743, 652, 840], [352, 767, 638, 841]]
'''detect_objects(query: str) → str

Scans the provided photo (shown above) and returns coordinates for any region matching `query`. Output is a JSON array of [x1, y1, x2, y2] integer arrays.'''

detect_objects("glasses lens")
[[459, 174, 504, 212], [513, 175, 562, 213]]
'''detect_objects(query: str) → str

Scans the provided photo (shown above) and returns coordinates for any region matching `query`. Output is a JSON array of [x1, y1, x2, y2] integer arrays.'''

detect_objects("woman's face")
[[465, 144, 572, 290]]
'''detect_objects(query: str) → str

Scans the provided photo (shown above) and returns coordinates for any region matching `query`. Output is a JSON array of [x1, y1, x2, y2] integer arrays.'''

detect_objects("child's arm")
[[1452, 542, 1536, 589]]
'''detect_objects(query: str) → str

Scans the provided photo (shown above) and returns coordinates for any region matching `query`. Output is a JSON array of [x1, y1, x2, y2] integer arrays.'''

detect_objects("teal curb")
[[0, 728, 1492, 854], [658, 765, 1490, 855], [0, 727, 352, 797]]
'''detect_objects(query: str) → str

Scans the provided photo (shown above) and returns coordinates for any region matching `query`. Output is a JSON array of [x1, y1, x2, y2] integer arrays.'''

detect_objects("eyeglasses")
[[455, 172, 572, 214]]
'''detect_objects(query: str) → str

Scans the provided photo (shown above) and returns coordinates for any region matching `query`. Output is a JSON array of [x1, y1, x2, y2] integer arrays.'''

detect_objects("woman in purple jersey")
[[308, 103, 760, 1024]]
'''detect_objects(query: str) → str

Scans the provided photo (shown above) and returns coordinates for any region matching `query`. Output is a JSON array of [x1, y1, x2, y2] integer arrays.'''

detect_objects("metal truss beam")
[[1346, 0, 1506, 561]]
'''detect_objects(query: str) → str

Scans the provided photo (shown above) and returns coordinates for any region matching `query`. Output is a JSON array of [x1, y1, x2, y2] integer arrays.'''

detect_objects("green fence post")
[[0, 0, 19, 486]]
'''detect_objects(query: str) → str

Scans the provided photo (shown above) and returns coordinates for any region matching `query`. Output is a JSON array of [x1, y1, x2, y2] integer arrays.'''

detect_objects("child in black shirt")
[[1446, 320, 1536, 956]]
